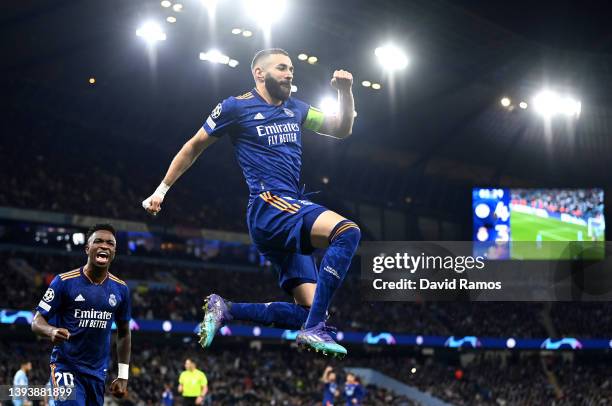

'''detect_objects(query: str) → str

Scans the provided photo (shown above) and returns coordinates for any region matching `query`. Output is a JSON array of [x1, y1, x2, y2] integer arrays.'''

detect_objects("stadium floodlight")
[[88, 77, 96, 84], [322, 176, 329, 184], [297, 53, 308, 61], [243, 0, 287, 29], [242, 30, 253, 37], [231, 28, 242, 35], [228, 59, 239, 68], [500, 97, 511, 107], [166, 16, 177, 23], [136, 22, 167, 43], [371, 83, 381, 90], [161, 0, 172, 7], [361, 80, 371, 87], [320, 96, 339, 115], [411, 368, 417, 374], [519, 101, 528, 109], [199, 50, 230, 64], [532, 90, 581, 118], [307, 56, 318, 64], [374, 44, 409, 71], [201, 0, 219, 15], [172, 3, 183, 12]]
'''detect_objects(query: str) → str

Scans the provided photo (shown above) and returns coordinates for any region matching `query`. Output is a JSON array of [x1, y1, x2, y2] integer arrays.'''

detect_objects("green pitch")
[[510, 211, 604, 259], [511, 211, 590, 241]]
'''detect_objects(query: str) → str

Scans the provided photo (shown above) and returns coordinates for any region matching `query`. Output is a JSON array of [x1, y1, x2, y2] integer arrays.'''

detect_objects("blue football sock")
[[229, 302, 309, 329], [305, 221, 361, 328]]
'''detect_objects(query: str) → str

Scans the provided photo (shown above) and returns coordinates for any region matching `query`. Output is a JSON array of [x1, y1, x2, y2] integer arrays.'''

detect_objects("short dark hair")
[[251, 48, 290, 71], [86, 223, 116, 242]]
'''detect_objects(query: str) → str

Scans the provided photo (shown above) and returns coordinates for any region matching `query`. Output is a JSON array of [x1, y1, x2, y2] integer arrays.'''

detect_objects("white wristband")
[[118, 363, 129, 380], [154, 181, 171, 197]]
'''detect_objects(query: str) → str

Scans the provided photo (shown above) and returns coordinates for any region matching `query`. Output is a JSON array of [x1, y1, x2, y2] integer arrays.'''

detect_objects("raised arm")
[[142, 127, 218, 215], [313, 70, 355, 139], [321, 366, 333, 383]]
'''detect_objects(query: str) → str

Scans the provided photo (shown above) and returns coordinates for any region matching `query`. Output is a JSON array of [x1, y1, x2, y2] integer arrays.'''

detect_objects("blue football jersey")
[[202, 89, 318, 201], [344, 383, 364, 405], [323, 382, 338, 404], [36, 267, 131, 380]]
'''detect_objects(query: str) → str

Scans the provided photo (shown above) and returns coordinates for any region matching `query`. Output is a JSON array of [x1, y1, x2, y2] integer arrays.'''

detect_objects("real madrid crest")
[[283, 108, 295, 117], [109, 293, 117, 307]]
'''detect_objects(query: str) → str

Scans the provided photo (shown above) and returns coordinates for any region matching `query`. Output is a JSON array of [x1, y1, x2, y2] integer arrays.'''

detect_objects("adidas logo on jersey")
[[254, 112, 265, 120], [75, 294, 85, 302]]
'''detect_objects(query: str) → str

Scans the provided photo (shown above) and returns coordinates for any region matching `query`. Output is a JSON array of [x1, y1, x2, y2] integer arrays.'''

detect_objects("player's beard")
[[265, 73, 291, 102]]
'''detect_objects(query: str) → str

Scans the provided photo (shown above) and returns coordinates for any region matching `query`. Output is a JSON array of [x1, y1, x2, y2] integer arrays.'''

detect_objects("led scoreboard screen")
[[473, 188, 605, 259]]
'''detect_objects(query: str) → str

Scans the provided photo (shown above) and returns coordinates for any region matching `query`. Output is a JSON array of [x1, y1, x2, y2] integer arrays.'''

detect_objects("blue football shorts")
[[247, 191, 328, 293], [50, 363, 105, 406]]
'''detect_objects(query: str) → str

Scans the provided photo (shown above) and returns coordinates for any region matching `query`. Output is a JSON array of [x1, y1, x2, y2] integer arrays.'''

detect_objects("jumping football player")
[[32, 224, 131, 405], [143, 48, 359, 357]]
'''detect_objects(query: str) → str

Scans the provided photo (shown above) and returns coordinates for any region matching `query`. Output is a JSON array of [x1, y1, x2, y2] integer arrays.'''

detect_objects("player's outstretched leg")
[[229, 301, 309, 329], [198, 294, 232, 348], [199, 294, 310, 349], [297, 219, 360, 358]]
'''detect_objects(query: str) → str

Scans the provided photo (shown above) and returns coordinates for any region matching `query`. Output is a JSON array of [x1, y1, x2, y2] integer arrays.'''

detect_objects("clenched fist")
[[331, 70, 353, 92], [142, 193, 164, 216], [110, 378, 128, 398], [142, 182, 170, 216], [51, 327, 70, 344]]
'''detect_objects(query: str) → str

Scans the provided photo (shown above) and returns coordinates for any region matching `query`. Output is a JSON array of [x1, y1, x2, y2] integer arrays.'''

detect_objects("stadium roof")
[[3, 0, 612, 187]]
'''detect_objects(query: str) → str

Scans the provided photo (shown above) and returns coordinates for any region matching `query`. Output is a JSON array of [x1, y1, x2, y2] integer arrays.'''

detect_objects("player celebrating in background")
[[32, 224, 132, 405], [143, 48, 359, 358], [344, 373, 365, 406], [321, 366, 340, 405]]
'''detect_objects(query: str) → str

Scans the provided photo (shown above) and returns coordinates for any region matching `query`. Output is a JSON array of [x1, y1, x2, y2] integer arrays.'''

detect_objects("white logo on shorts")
[[43, 288, 55, 302], [324, 266, 340, 279]]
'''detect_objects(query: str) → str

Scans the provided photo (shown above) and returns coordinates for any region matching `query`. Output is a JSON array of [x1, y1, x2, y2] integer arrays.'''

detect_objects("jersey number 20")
[[55, 372, 75, 387]]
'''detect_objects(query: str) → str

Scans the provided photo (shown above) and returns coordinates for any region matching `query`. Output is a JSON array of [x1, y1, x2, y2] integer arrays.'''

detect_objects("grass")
[[510, 211, 604, 259]]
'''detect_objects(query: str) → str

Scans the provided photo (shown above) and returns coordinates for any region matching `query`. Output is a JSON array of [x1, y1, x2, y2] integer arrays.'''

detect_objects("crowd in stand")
[[362, 352, 612, 406], [0, 338, 414, 405], [2, 250, 611, 339], [1, 336, 610, 406], [0, 110, 247, 232], [511, 189, 604, 221]]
